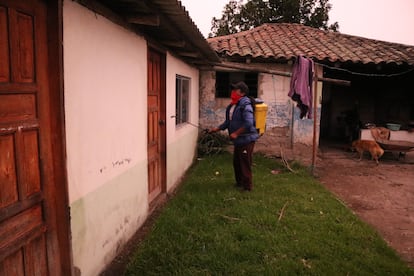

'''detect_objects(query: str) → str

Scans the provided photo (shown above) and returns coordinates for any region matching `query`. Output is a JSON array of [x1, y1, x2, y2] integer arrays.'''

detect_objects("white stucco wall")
[[63, 2, 203, 274], [165, 53, 200, 190], [63, 1, 148, 275]]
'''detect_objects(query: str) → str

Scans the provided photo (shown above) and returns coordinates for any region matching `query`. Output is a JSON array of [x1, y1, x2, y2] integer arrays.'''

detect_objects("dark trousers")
[[233, 142, 255, 190]]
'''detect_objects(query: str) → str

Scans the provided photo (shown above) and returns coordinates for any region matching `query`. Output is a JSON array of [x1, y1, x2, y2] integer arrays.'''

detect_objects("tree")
[[210, 1, 243, 37], [209, 0, 339, 37]]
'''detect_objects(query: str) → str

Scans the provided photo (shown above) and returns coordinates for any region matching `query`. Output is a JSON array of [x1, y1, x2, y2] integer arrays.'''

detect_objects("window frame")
[[215, 71, 258, 98], [175, 74, 191, 126]]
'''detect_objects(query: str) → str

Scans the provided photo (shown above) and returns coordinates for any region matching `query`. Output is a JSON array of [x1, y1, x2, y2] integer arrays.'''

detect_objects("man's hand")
[[230, 127, 245, 140], [229, 132, 238, 140], [209, 127, 220, 134]]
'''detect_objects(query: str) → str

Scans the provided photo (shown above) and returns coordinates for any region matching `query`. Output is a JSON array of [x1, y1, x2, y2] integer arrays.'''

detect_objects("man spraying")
[[209, 81, 259, 191]]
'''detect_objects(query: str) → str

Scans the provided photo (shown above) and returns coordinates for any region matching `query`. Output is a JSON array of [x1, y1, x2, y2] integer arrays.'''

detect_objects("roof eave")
[[79, 0, 219, 66]]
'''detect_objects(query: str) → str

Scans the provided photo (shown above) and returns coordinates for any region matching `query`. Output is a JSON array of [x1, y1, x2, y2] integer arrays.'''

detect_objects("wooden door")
[[0, 1, 65, 274], [147, 48, 166, 202]]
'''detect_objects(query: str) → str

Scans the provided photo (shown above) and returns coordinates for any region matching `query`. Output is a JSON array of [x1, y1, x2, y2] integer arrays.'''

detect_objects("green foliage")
[[125, 153, 412, 275], [209, 0, 339, 37]]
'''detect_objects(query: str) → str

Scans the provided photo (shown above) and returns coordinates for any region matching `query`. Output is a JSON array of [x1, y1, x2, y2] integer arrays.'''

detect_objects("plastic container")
[[255, 101, 268, 135]]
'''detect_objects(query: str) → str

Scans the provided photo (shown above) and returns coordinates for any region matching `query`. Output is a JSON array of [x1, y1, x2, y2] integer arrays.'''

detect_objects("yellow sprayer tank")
[[254, 99, 268, 135]]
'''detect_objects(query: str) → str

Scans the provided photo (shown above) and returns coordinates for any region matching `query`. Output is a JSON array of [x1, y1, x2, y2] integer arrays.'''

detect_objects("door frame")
[[44, 1, 72, 274], [147, 45, 167, 203]]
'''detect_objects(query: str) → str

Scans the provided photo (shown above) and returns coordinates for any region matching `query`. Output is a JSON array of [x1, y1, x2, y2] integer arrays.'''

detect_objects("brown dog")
[[351, 140, 384, 165]]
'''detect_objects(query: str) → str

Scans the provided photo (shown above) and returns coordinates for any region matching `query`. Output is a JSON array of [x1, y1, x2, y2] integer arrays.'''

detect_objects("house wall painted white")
[[165, 53, 199, 190], [63, 1, 201, 275]]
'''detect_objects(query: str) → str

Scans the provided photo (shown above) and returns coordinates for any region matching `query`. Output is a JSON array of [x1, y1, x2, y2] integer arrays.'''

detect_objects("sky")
[[179, 0, 414, 46]]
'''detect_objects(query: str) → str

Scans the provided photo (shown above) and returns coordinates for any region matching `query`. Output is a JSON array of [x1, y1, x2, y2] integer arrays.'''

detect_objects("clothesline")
[[213, 59, 413, 81], [315, 61, 414, 78]]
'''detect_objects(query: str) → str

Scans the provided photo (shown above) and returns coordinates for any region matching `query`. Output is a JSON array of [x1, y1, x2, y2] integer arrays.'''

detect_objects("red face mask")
[[230, 90, 242, 105]]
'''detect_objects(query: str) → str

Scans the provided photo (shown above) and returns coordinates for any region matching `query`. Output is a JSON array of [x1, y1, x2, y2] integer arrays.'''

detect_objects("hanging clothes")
[[288, 56, 314, 119]]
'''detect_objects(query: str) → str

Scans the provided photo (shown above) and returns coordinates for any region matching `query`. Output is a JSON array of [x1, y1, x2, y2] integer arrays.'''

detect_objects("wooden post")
[[311, 65, 318, 174]]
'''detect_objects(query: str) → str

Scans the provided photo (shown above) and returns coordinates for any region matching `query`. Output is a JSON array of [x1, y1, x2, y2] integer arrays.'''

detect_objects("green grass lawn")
[[125, 152, 413, 275]]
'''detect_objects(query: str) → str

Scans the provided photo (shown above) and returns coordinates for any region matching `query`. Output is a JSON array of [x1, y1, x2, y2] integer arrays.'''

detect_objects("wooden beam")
[[214, 61, 291, 77], [75, 0, 132, 31], [318, 76, 350, 86], [177, 51, 200, 58], [213, 61, 351, 86], [127, 14, 160, 26], [162, 40, 186, 48]]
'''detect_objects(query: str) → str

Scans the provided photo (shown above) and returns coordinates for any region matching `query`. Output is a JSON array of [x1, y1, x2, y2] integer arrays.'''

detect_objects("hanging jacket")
[[218, 96, 259, 146], [288, 56, 314, 119]]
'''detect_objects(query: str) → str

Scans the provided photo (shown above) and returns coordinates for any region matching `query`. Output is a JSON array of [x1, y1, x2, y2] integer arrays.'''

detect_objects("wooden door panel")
[[24, 234, 48, 276], [0, 127, 42, 210], [0, 6, 10, 82], [0, 232, 47, 276], [148, 159, 160, 196], [147, 49, 165, 202], [0, 205, 45, 255], [0, 94, 37, 121], [9, 7, 35, 83], [1, 250, 24, 276], [0, 134, 18, 208], [20, 130, 41, 197], [0, 0, 60, 274]]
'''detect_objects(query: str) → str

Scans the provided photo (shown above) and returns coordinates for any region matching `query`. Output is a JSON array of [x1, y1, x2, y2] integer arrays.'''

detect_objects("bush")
[[197, 131, 229, 156]]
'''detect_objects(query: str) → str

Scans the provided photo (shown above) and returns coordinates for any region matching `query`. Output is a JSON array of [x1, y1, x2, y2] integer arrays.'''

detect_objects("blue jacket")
[[219, 96, 259, 146]]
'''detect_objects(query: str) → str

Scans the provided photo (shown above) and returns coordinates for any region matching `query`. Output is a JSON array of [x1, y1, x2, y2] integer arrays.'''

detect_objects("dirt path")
[[314, 145, 414, 267]]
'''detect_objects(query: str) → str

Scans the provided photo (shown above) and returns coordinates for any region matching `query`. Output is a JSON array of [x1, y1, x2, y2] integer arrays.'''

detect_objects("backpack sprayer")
[[253, 98, 268, 136]]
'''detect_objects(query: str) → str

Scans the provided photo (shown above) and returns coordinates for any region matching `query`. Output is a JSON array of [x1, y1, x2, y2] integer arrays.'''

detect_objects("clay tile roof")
[[207, 23, 414, 66]]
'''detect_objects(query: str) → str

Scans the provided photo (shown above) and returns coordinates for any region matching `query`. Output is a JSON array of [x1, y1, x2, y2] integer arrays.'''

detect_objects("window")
[[176, 75, 190, 125], [216, 72, 229, 98], [216, 72, 258, 98]]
